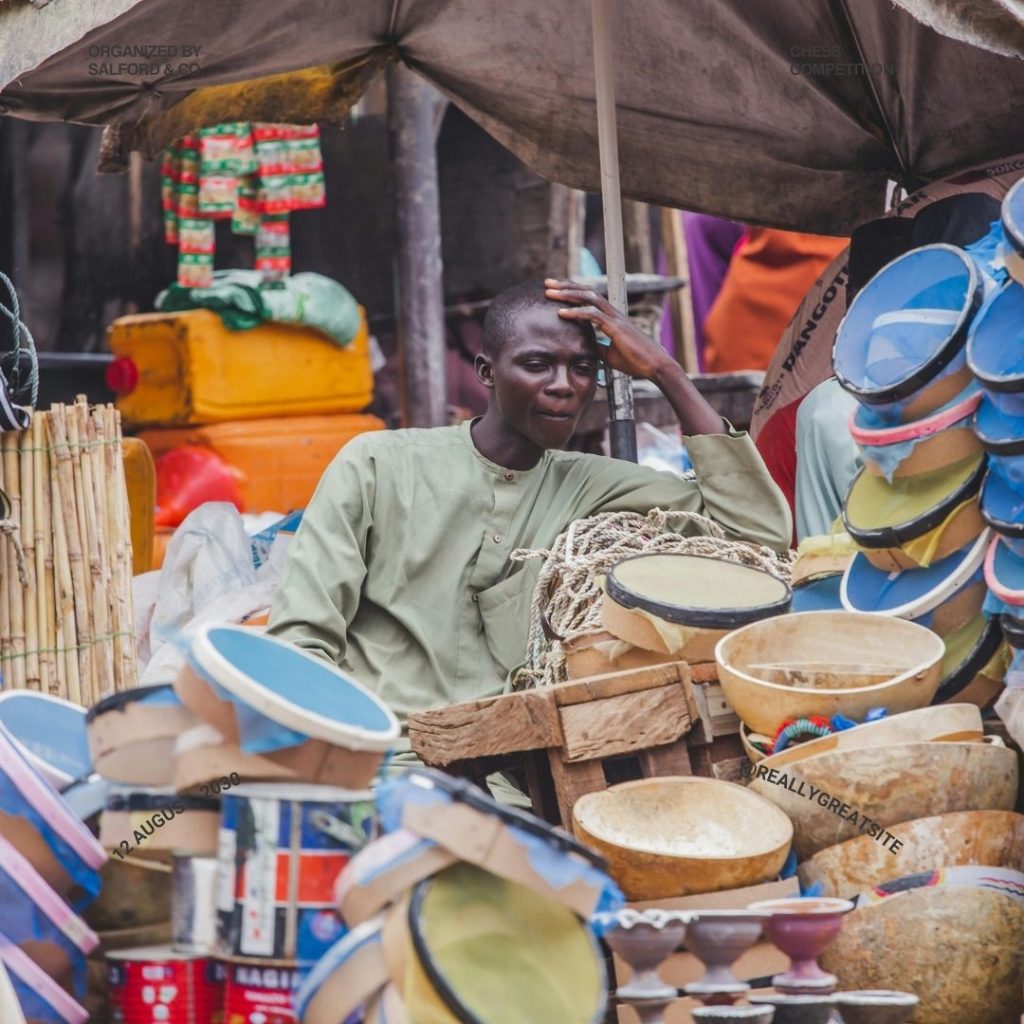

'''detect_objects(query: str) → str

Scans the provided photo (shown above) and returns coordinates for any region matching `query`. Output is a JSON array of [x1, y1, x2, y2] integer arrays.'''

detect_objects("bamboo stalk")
[[110, 407, 137, 690], [91, 405, 116, 699], [32, 415, 54, 696], [3, 431, 25, 689], [66, 403, 96, 707], [49, 406, 86, 705], [78, 399, 114, 699], [0, 437, 9, 686], [20, 421, 39, 690]]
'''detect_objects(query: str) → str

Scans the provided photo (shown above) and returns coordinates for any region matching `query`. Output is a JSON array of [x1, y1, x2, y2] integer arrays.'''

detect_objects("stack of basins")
[[79, 625, 401, 1024], [968, 177, 1024, 696], [0, 692, 102, 1024], [834, 244, 1007, 709]]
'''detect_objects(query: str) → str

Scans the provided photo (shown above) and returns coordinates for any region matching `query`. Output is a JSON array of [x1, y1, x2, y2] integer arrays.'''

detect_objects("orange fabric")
[[703, 228, 848, 373]]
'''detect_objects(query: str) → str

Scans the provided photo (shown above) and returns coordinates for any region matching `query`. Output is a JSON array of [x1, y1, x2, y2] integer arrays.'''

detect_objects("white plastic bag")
[[134, 502, 287, 685]]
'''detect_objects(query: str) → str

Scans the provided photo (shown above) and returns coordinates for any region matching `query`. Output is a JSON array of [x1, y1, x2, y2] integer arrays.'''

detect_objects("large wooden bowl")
[[749, 739, 1018, 859], [716, 612, 945, 736], [798, 810, 1024, 898], [572, 777, 792, 900], [757, 704, 984, 772], [820, 886, 1024, 1023]]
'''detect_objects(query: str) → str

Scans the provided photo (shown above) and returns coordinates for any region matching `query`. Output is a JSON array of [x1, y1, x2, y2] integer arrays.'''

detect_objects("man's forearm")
[[650, 359, 727, 436]]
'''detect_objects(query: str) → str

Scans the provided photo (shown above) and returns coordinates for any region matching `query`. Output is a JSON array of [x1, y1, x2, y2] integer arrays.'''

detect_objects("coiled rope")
[[510, 508, 794, 690]]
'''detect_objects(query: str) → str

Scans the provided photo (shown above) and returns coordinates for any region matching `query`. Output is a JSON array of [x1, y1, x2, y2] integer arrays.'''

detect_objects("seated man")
[[267, 280, 791, 722]]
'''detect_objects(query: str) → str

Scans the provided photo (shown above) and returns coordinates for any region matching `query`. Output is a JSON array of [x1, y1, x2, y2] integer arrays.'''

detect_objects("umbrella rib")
[[829, 0, 912, 188]]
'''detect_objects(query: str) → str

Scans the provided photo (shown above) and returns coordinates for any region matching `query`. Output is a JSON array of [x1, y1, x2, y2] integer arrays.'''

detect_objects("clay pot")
[[692, 1007, 775, 1022], [573, 777, 792, 900], [821, 886, 1024, 1024], [798, 810, 1024, 898], [748, 992, 835, 1024], [834, 990, 918, 1024], [596, 909, 690, 1001], [748, 739, 1018, 859]]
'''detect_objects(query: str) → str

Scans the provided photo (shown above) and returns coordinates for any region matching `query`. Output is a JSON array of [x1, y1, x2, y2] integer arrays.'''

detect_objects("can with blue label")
[[215, 783, 375, 964]]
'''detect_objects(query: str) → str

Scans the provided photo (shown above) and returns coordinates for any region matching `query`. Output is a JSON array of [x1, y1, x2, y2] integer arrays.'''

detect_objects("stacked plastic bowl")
[[968, 177, 1024, 691], [834, 243, 1007, 708]]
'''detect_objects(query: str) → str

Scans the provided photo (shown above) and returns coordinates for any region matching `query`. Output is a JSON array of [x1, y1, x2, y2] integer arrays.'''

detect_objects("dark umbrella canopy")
[[1, 0, 1023, 233]]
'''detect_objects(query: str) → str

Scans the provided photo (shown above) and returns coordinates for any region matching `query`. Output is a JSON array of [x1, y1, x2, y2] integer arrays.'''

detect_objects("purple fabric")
[[682, 212, 745, 365]]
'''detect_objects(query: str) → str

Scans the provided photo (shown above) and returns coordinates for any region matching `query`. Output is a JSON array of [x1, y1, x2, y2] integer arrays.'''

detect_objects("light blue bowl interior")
[[207, 628, 394, 734], [835, 247, 974, 393], [0, 694, 92, 780], [845, 541, 978, 615], [967, 283, 1024, 386]]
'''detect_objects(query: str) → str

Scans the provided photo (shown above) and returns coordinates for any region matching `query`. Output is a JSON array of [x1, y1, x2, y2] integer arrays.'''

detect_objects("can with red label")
[[216, 784, 375, 963], [107, 946, 224, 1023], [221, 956, 300, 1024]]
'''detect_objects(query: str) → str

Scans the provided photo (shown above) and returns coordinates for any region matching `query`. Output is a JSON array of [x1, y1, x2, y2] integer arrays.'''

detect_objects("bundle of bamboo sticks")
[[0, 396, 137, 706]]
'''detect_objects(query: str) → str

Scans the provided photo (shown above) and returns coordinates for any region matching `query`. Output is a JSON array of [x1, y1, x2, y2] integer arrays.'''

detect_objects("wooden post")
[[546, 185, 586, 280], [591, 0, 637, 462], [387, 64, 448, 429], [661, 207, 700, 373]]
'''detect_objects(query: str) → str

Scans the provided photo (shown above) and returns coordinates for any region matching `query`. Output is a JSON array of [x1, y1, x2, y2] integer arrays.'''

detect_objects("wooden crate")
[[409, 661, 746, 830]]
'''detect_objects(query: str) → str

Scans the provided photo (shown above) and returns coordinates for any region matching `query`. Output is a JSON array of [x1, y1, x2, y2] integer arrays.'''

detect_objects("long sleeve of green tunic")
[[267, 421, 791, 718]]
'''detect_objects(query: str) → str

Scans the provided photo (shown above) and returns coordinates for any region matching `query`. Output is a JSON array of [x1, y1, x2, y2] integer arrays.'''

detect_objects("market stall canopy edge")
[[2, 0, 1024, 234]]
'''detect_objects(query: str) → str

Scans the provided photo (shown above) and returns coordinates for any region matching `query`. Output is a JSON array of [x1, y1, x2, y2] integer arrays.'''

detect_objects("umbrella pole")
[[591, 0, 637, 462]]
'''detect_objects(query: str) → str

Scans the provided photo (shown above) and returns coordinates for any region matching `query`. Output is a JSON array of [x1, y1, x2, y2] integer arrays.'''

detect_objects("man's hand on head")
[[544, 279, 673, 382]]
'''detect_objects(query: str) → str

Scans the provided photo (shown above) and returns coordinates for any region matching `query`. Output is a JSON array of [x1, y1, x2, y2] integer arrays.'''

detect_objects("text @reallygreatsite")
[[740, 761, 904, 854]]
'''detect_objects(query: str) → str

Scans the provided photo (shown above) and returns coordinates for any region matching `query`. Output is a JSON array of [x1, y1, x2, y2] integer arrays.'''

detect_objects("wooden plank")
[[559, 683, 694, 763], [552, 661, 690, 707], [703, 682, 741, 738], [689, 662, 719, 684], [408, 687, 562, 767], [688, 683, 715, 747], [638, 738, 693, 778], [548, 751, 606, 831]]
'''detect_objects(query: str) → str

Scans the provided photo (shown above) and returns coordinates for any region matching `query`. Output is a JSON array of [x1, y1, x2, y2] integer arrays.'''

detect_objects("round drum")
[[216, 782, 375, 965], [600, 553, 791, 659], [981, 469, 1024, 538], [0, 832, 97, 992], [0, 936, 87, 1024], [833, 244, 983, 417], [1002, 176, 1024, 284], [932, 614, 1006, 708], [86, 685, 199, 787], [842, 453, 986, 571], [0, 692, 91, 793], [985, 533, 1024, 610], [99, 788, 220, 858], [295, 918, 391, 1024], [373, 769, 616, 920], [967, 280, 1024, 412], [0, 720, 106, 902], [176, 625, 400, 790], [840, 528, 990, 625], [849, 385, 982, 480], [402, 863, 606, 1024], [107, 946, 223, 1024], [975, 393, 1024, 457]]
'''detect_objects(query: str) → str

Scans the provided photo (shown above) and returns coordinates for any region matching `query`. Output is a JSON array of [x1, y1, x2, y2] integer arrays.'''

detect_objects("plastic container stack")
[[106, 307, 386, 560]]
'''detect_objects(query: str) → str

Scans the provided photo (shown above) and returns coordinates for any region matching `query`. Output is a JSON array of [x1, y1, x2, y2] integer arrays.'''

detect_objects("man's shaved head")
[[482, 282, 596, 356]]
